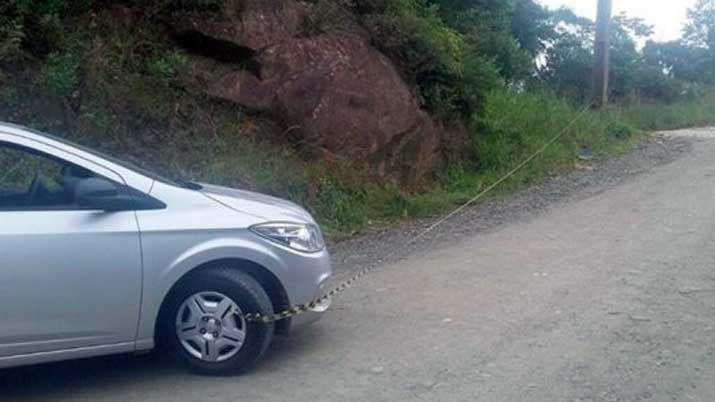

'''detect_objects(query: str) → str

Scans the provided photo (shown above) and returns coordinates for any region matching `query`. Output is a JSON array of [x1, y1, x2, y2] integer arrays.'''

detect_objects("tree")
[[638, 1, 715, 86], [608, 15, 653, 99], [431, 0, 554, 82], [511, 0, 556, 57], [683, 0, 715, 49], [539, 8, 594, 100], [682, 0, 715, 84], [541, 9, 672, 101], [643, 40, 713, 84]]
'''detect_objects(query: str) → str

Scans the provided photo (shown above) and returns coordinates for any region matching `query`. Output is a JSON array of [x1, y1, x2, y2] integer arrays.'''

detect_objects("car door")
[[0, 138, 142, 358]]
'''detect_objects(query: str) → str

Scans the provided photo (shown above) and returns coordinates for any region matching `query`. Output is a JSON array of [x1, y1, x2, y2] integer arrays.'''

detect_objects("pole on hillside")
[[592, 0, 612, 107]]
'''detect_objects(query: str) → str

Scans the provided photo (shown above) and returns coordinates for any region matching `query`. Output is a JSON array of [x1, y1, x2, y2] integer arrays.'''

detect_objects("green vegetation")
[[618, 91, 715, 131], [1, 0, 714, 238]]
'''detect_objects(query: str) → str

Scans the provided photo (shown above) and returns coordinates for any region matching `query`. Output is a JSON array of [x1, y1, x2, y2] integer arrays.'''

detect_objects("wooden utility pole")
[[592, 0, 612, 107]]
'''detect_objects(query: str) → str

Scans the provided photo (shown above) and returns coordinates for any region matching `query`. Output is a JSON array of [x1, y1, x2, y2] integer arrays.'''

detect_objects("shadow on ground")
[[0, 324, 328, 400]]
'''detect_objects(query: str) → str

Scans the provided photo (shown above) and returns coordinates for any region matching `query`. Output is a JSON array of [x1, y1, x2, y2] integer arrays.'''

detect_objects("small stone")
[[574, 163, 594, 171], [577, 146, 594, 160], [370, 366, 384, 374], [442, 318, 453, 323], [629, 315, 651, 322], [679, 288, 701, 295]]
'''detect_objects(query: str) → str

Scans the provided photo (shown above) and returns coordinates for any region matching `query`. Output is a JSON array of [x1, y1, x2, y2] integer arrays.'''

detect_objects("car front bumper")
[[261, 244, 333, 332], [289, 292, 332, 328]]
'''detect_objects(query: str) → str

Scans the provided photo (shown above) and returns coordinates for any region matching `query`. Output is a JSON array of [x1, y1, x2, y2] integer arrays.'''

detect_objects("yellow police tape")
[[237, 103, 594, 324]]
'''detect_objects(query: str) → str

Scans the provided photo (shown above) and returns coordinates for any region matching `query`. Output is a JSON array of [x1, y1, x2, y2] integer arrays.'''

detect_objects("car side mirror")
[[75, 177, 134, 212]]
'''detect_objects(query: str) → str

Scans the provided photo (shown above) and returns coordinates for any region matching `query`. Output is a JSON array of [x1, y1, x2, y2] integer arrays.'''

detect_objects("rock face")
[[177, 0, 440, 184]]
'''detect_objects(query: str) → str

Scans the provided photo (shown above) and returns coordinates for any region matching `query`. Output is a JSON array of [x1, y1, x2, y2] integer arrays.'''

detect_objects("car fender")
[[136, 235, 285, 347]]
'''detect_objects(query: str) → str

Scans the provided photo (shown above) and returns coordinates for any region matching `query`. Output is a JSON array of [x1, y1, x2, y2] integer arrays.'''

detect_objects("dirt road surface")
[[2, 129, 714, 402]]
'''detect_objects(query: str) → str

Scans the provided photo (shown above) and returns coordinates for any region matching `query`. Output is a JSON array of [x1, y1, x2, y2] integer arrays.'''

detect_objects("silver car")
[[0, 122, 332, 374]]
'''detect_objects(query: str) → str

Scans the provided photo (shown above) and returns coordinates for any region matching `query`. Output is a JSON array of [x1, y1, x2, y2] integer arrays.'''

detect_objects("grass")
[[618, 91, 715, 131], [374, 89, 639, 222], [297, 88, 715, 236]]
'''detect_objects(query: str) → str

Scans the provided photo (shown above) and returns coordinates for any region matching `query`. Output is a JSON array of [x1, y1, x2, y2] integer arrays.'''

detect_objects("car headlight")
[[250, 222, 325, 253]]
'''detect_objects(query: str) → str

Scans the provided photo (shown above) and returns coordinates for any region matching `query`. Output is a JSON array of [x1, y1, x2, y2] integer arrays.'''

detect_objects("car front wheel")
[[162, 268, 275, 375]]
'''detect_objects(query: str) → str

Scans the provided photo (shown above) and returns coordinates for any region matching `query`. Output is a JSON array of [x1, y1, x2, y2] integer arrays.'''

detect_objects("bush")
[[605, 120, 633, 140], [147, 51, 189, 87], [40, 50, 81, 95], [471, 89, 636, 181], [0, 0, 93, 60], [356, 0, 500, 120], [0, 12, 25, 60], [620, 90, 715, 130]]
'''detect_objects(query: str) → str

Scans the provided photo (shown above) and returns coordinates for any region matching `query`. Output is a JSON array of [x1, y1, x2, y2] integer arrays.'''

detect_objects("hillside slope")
[[1, 0, 714, 236]]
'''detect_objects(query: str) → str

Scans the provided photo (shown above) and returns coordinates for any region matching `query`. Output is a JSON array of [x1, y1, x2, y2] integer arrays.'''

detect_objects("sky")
[[538, 0, 697, 42]]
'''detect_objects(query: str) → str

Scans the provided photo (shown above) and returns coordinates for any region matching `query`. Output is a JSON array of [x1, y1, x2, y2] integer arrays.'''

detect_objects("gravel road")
[[2, 130, 714, 402]]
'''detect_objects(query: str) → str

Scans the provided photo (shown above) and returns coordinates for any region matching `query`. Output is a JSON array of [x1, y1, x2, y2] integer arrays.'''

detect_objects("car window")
[[0, 142, 99, 210], [23, 128, 197, 189]]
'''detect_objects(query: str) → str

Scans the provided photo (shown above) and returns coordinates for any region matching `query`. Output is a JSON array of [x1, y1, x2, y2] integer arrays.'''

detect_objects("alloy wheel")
[[175, 291, 247, 363]]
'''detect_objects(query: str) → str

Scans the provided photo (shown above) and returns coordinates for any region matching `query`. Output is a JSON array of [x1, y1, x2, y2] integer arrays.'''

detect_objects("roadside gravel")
[[331, 134, 694, 279]]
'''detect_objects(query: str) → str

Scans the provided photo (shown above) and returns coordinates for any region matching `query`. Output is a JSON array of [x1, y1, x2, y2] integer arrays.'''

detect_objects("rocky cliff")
[[171, 0, 442, 185]]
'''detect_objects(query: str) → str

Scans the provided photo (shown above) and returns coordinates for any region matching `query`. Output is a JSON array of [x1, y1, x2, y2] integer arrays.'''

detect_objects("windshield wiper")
[[174, 178, 203, 190]]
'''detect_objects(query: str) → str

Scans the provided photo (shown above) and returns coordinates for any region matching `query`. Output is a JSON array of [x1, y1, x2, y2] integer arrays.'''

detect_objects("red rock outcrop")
[[176, 0, 441, 184]]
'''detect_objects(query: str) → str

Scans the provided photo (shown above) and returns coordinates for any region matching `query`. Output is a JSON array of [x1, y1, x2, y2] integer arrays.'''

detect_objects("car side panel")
[[0, 135, 143, 360], [0, 342, 136, 369], [0, 210, 143, 357]]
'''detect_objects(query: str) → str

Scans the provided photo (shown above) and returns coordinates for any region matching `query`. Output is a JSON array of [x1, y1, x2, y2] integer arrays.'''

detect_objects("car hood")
[[199, 183, 315, 224]]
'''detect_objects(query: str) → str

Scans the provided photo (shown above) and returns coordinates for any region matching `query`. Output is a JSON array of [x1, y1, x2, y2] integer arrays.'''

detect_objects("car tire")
[[160, 267, 275, 375]]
